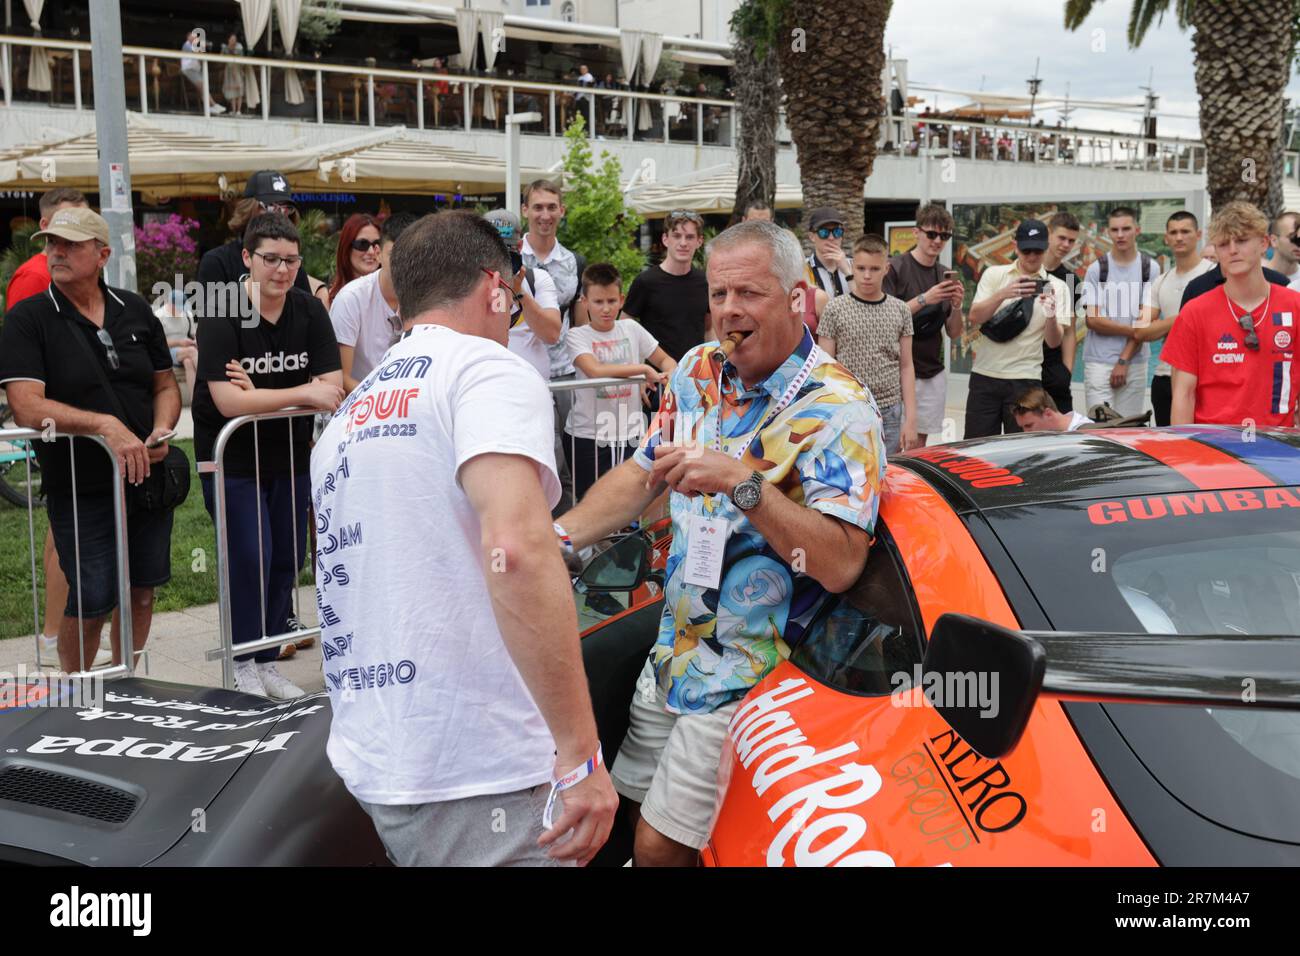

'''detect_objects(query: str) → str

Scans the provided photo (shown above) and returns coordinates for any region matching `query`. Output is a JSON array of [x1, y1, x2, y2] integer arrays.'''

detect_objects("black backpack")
[[1097, 252, 1154, 286]]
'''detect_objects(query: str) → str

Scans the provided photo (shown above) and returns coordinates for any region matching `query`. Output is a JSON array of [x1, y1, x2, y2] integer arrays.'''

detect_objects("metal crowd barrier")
[[200, 408, 320, 691], [0, 426, 133, 680], [548, 375, 650, 509]]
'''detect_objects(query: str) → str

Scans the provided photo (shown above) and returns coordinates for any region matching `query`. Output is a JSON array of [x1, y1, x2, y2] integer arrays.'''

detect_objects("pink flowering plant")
[[134, 214, 200, 297]]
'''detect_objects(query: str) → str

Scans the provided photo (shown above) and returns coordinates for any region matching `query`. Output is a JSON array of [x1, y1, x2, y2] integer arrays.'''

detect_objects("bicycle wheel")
[[0, 402, 44, 508]]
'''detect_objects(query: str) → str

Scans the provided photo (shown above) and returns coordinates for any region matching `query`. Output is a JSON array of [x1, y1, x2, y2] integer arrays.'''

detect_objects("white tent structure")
[[625, 164, 803, 216], [0, 115, 316, 199], [314, 127, 547, 194]]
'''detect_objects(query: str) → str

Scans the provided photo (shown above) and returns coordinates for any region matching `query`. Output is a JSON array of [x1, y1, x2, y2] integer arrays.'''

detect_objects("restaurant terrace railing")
[[4, 34, 1292, 186], [0, 35, 736, 148]]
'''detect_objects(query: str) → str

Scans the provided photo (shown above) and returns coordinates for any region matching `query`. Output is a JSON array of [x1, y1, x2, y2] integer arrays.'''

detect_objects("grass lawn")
[[0, 439, 311, 640]]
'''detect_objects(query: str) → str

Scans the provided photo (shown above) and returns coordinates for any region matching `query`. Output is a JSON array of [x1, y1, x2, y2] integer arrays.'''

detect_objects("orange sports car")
[[576, 425, 1300, 866]]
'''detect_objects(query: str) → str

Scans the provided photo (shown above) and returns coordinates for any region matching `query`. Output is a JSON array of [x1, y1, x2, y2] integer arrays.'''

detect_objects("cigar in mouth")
[[712, 330, 749, 363]]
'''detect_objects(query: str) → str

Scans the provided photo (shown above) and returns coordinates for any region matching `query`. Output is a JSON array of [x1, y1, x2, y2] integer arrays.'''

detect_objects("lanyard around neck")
[[713, 345, 821, 461]]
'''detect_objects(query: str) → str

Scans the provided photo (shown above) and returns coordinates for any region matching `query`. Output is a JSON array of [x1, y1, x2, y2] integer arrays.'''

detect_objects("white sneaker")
[[234, 659, 268, 696], [37, 635, 58, 668], [258, 663, 304, 700], [92, 643, 112, 668], [210, 102, 227, 114]]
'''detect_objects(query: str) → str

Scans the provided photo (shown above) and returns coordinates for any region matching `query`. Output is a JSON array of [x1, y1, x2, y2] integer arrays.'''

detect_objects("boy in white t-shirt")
[[565, 263, 676, 501]]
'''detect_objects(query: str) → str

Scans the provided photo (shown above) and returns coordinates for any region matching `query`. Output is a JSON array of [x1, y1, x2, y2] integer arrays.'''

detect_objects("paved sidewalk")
[[0, 585, 325, 694]]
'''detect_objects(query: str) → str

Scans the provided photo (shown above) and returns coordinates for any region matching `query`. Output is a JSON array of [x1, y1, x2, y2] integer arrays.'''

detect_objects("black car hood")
[[0, 677, 330, 866]]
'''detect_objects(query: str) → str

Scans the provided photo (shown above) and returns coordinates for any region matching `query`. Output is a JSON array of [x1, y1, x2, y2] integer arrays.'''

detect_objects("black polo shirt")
[[1180, 263, 1290, 309], [191, 285, 340, 478], [194, 239, 311, 318], [0, 279, 172, 495]]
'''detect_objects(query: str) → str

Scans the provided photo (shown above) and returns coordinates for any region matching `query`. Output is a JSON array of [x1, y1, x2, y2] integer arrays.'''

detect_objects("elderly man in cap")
[[805, 207, 853, 299], [965, 218, 1071, 437], [0, 208, 181, 672], [484, 208, 563, 379]]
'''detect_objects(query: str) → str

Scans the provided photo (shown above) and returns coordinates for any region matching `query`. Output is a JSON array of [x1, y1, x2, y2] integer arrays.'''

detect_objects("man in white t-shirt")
[[1081, 207, 1161, 417], [309, 211, 617, 867], [484, 208, 562, 379], [1132, 210, 1214, 426], [564, 262, 676, 501], [329, 212, 418, 391], [1012, 386, 1090, 432]]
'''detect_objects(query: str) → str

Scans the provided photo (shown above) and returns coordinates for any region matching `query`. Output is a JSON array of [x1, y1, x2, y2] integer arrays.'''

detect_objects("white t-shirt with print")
[[565, 319, 659, 443], [310, 324, 561, 805], [1149, 258, 1215, 377], [329, 270, 400, 384], [506, 266, 559, 379]]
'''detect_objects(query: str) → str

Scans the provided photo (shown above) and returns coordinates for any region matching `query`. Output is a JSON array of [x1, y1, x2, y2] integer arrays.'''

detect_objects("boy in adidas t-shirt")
[[817, 233, 917, 454], [565, 263, 677, 501]]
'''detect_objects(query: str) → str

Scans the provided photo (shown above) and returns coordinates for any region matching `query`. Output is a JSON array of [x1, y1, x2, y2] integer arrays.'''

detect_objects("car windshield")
[[986, 490, 1300, 842]]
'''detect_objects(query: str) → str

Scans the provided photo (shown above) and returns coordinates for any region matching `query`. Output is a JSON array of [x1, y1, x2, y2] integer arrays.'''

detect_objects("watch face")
[[734, 478, 761, 510]]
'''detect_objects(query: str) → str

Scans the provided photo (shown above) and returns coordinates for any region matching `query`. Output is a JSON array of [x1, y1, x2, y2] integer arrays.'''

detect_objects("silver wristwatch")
[[732, 471, 765, 511], [917, 293, 927, 307]]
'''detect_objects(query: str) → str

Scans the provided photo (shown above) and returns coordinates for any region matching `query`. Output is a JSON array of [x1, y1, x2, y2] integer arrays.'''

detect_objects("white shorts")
[[609, 657, 740, 850], [1084, 361, 1147, 418], [915, 370, 948, 436]]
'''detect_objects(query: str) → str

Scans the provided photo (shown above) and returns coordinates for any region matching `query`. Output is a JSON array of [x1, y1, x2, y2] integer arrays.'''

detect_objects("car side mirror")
[[922, 614, 1046, 759], [576, 532, 650, 593]]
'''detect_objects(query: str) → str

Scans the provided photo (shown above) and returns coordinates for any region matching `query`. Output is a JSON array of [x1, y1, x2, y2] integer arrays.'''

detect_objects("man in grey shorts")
[[310, 211, 617, 866], [554, 221, 884, 865]]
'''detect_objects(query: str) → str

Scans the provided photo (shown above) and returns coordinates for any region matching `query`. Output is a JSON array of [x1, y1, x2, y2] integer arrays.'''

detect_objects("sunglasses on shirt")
[[921, 228, 954, 242], [815, 226, 844, 239], [350, 238, 382, 253], [96, 328, 120, 371], [480, 268, 527, 328], [1235, 312, 1261, 351]]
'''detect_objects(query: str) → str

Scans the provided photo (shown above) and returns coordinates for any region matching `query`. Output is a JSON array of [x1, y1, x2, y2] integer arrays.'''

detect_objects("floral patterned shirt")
[[633, 328, 886, 714]]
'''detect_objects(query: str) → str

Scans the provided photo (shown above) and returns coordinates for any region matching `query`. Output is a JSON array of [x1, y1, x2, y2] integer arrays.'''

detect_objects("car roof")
[[896, 425, 1300, 514]]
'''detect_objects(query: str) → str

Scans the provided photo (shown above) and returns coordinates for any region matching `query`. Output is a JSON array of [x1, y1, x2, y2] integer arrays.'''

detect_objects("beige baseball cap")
[[34, 206, 110, 245]]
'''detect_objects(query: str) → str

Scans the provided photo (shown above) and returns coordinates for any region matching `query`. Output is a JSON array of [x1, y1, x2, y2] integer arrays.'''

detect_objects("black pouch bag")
[[69, 322, 191, 512], [979, 296, 1032, 343]]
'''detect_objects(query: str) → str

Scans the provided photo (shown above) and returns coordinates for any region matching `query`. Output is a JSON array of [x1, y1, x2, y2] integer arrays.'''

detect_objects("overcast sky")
[[884, 1, 1300, 139]]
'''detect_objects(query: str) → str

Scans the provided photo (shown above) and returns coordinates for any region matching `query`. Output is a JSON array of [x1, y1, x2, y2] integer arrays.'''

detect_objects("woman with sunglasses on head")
[[326, 214, 383, 305], [192, 213, 344, 699], [196, 171, 316, 316]]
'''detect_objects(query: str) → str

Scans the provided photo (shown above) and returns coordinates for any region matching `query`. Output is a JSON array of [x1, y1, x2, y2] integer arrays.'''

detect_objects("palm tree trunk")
[[775, 0, 893, 247], [1190, 0, 1293, 218], [730, 11, 780, 222]]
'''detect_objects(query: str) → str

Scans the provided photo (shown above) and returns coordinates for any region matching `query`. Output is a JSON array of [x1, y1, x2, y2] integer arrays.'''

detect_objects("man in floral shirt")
[[555, 221, 885, 865]]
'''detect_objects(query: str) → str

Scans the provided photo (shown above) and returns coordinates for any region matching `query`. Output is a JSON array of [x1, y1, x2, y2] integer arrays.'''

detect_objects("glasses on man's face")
[[96, 328, 120, 371], [1236, 313, 1261, 351], [480, 267, 527, 328], [815, 226, 844, 240], [260, 201, 297, 217], [252, 250, 303, 271], [351, 238, 382, 253], [922, 229, 953, 242]]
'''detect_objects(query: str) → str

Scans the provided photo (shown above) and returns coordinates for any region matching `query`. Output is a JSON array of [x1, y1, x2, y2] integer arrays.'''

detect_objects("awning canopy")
[[313, 127, 548, 194], [625, 164, 803, 216], [0, 114, 317, 199]]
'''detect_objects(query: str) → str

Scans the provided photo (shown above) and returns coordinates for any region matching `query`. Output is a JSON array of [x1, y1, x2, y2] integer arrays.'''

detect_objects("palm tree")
[[1064, 0, 1296, 218], [738, 0, 899, 244], [729, 0, 781, 222], [773, 0, 894, 246]]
